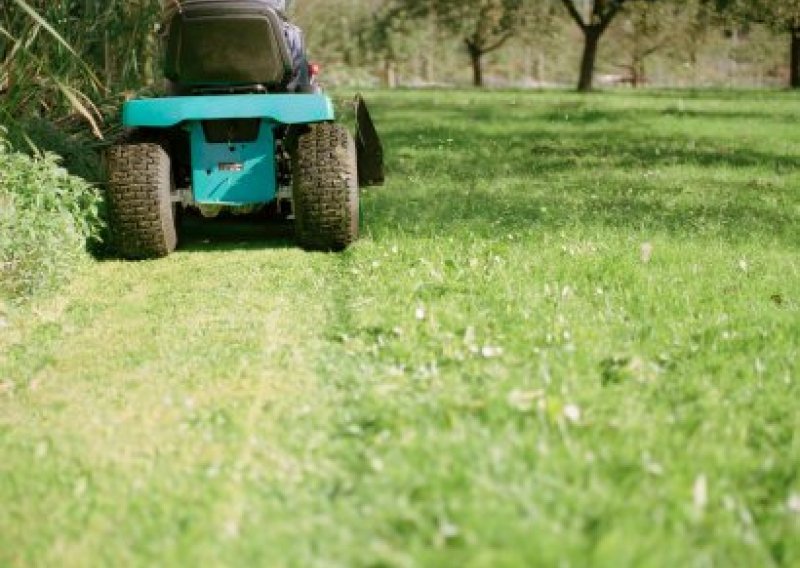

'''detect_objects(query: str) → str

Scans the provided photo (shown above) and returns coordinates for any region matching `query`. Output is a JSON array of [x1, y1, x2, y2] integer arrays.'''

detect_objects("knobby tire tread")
[[293, 123, 359, 251], [106, 140, 177, 259]]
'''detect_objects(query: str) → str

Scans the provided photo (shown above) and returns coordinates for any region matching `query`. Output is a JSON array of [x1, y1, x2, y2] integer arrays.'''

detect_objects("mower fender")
[[123, 94, 335, 128]]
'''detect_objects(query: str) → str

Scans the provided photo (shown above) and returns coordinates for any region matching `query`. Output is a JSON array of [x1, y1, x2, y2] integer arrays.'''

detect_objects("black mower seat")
[[164, 0, 293, 91]]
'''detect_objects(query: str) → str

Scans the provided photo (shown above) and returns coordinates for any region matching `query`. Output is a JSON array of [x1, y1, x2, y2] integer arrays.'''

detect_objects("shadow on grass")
[[363, 94, 800, 247], [382, 122, 800, 173], [364, 181, 799, 248], [625, 88, 799, 101], [176, 214, 296, 253], [528, 133, 800, 171], [90, 214, 297, 261]]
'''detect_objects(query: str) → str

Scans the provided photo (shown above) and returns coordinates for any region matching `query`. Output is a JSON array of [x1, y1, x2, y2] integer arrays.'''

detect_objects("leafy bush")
[[0, 134, 103, 301], [3, 118, 108, 183]]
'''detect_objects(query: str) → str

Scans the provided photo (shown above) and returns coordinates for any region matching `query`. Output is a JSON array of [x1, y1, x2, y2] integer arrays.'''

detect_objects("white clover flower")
[[481, 346, 503, 358], [788, 493, 800, 514], [563, 403, 581, 423]]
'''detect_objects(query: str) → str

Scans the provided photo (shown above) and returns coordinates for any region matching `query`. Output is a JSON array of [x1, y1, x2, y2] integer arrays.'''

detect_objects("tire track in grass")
[[0, 242, 344, 565]]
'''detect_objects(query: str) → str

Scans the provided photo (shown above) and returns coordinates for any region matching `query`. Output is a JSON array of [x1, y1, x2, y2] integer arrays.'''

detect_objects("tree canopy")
[[710, 0, 800, 85]]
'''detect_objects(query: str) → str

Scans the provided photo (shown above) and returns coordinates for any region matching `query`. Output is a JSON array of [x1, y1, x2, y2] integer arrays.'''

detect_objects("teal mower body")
[[123, 94, 336, 206]]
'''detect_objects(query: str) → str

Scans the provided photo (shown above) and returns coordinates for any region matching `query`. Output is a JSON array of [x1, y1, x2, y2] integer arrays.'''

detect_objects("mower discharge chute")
[[105, 0, 383, 259], [354, 94, 384, 187]]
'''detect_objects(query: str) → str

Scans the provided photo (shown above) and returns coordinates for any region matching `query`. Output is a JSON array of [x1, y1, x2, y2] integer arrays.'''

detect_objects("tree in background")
[[294, 0, 418, 87], [294, 0, 371, 68], [508, 1, 563, 85], [613, 0, 707, 87], [446, 0, 527, 87], [769, 0, 800, 86], [710, 0, 800, 87], [677, 0, 717, 82], [614, 0, 662, 86], [388, 0, 527, 87], [559, 0, 631, 90], [358, 1, 429, 88]]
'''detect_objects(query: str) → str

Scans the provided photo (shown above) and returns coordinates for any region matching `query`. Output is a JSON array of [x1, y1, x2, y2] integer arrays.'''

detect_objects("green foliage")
[[1, 0, 160, 134], [4, 117, 107, 182], [710, 0, 800, 30], [0, 134, 103, 301], [381, 0, 531, 86]]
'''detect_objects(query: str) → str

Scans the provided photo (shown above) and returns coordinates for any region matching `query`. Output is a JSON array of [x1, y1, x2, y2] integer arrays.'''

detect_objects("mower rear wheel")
[[106, 140, 177, 259], [293, 122, 359, 251]]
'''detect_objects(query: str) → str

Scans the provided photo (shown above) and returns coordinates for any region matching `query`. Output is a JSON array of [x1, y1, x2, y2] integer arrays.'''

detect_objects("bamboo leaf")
[[11, 0, 102, 90], [52, 79, 104, 140]]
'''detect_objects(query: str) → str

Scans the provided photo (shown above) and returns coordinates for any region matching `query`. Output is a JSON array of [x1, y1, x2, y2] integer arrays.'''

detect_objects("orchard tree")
[[441, 0, 526, 87], [300, 0, 429, 87], [514, 1, 563, 83], [710, 0, 800, 87], [615, 0, 665, 86], [294, 0, 374, 67], [761, 0, 800, 87], [391, 0, 527, 87], [358, 2, 424, 88], [678, 0, 717, 75], [560, 0, 631, 90], [614, 0, 708, 86]]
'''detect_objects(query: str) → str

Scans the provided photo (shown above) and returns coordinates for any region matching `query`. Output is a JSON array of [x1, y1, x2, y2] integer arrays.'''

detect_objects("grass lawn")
[[1, 89, 799, 566]]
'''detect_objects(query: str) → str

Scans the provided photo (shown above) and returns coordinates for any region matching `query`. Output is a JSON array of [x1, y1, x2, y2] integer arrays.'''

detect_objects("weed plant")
[[0, 135, 103, 301], [3, 118, 108, 183]]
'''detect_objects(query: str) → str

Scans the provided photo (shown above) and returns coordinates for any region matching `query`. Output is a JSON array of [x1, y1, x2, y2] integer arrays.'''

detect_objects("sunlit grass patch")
[[1, 89, 799, 566]]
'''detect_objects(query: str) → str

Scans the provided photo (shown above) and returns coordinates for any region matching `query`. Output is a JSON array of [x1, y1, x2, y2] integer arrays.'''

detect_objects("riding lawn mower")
[[105, 0, 383, 259]]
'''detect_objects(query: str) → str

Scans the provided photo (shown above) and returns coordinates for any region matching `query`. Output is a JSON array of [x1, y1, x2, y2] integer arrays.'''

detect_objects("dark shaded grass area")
[[361, 90, 800, 248], [177, 214, 295, 253]]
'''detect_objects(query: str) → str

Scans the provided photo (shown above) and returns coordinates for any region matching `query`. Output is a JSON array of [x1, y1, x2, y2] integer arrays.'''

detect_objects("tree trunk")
[[537, 51, 546, 84], [382, 59, 397, 89], [791, 27, 800, 89], [423, 53, 434, 84], [471, 51, 484, 87], [630, 56, 645, 88], [464, 38, 486, 87], [636, 60, 646, 87], [578, 27, 601, 92]]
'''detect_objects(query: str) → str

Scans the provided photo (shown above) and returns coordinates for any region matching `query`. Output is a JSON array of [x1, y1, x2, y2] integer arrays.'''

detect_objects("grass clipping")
[[0, 136, 103, 301]]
